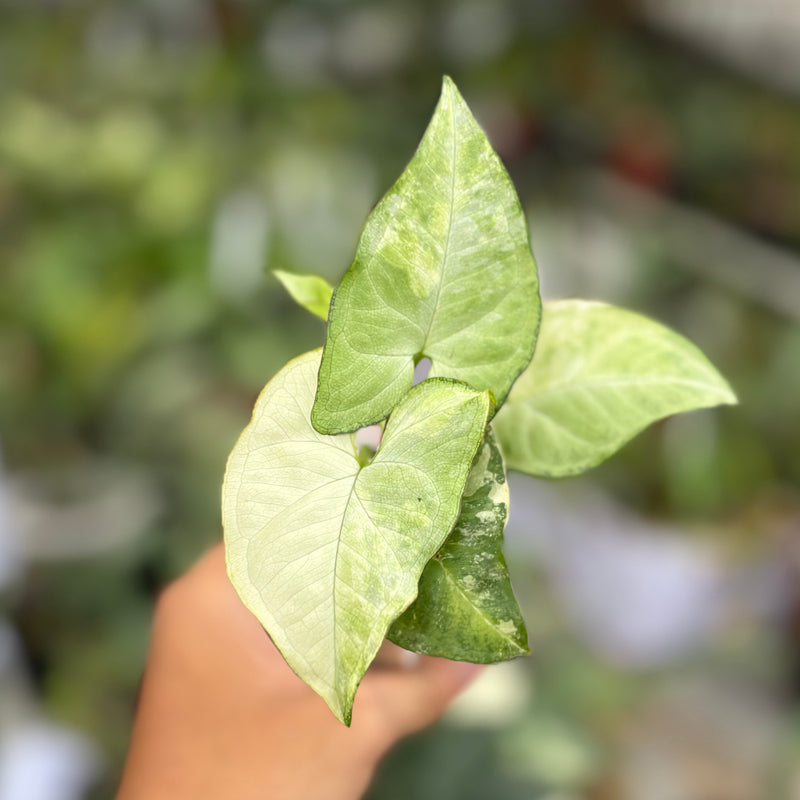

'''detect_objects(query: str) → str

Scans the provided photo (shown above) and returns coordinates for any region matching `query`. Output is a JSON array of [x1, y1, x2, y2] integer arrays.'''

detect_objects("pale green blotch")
[[311, 76, 540, 434], [389, 426, 529, 662], [494, 300, 738, 477], [223, 349, 490, 724], [274, 270, 333, 321]]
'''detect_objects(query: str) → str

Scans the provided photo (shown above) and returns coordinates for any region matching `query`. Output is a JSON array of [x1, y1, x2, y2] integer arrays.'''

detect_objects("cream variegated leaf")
[[494, 300, 737, 477], [311, 76, 540, 434], [223, 349, 490, 724]]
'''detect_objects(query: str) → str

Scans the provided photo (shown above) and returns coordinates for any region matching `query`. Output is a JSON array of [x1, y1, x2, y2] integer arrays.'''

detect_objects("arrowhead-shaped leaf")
[[494, 300, 738, 477], [311, 76, 541, 434], [223, 349, 491, 724], [274, 270, 333, 321], [388, 426, 528, 662]]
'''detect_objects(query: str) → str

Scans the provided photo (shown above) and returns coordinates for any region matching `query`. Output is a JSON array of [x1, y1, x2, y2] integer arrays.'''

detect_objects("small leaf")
[[311, 76, 540, 434], [388, 426, 528, 662], [274, 270, 333, 321], [223, 349, 490, 724], [494, 300, 738, 477]]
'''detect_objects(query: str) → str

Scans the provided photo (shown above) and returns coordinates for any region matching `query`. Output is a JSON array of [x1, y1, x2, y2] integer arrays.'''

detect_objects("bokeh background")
[[2, 1, 800, 798]]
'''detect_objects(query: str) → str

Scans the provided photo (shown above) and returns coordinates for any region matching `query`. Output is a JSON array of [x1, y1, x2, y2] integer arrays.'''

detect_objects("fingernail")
[[399, 650, 422, 669]]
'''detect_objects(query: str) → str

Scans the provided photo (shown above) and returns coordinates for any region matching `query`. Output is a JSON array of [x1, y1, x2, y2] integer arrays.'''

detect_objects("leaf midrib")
[[420, 85, 458, 358], [330, 461, 364, 699], [438, 559, 523, 648]]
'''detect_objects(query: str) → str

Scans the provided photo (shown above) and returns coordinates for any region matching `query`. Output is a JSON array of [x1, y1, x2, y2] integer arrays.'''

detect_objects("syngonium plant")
[[222, 77, 737, 725]]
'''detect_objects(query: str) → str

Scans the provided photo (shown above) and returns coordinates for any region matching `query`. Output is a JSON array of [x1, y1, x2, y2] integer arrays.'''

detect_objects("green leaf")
[[494, 300, 738, 477], [223, 349, 491, 724], [388, 426, 529, 662], [274, 270, 333, 321], [311, 76, 540, 434]]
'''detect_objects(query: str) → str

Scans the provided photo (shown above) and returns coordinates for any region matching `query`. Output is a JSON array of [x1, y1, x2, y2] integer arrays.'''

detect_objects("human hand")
[[116, 544, 483, 800]]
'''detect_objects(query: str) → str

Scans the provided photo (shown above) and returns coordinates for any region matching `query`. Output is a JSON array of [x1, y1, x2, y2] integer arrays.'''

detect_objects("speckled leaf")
[[494, 300, 738, 477], [274, 270, 333, 321], [388, 427, 528, 662], [223, 349, 490, 724], [311, 76, 540, 434]]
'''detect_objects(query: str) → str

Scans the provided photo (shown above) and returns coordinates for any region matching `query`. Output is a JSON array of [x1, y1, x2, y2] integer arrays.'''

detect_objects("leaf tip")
[[439, 74, 464, 107], [335, 703, 353, 728], [272, 269, 333, 321], [329, 678, 359, 727], [272, 268, 292, 289], [701, 371, 738, 409], [721, 382, 739, 406]]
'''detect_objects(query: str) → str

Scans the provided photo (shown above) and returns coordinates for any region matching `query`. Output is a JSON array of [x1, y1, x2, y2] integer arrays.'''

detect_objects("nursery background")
[[2, 1, 800, 798]]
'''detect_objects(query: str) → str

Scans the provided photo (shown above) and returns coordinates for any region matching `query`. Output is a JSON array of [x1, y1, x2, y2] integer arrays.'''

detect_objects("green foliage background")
[[2, 1, 800, 797]]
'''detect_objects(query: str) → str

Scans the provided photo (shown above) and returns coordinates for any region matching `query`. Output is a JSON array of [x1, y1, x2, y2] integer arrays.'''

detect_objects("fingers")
[[171, 546, 484, 746], [358, 654, 484, 746]]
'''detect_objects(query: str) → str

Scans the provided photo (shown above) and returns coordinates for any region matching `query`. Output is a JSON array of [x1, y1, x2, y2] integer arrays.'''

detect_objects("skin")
[[116, 544, 483, 800]]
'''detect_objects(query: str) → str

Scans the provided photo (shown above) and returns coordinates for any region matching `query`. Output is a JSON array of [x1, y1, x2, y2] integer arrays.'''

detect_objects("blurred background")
[[1, 0, 799, 798]]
